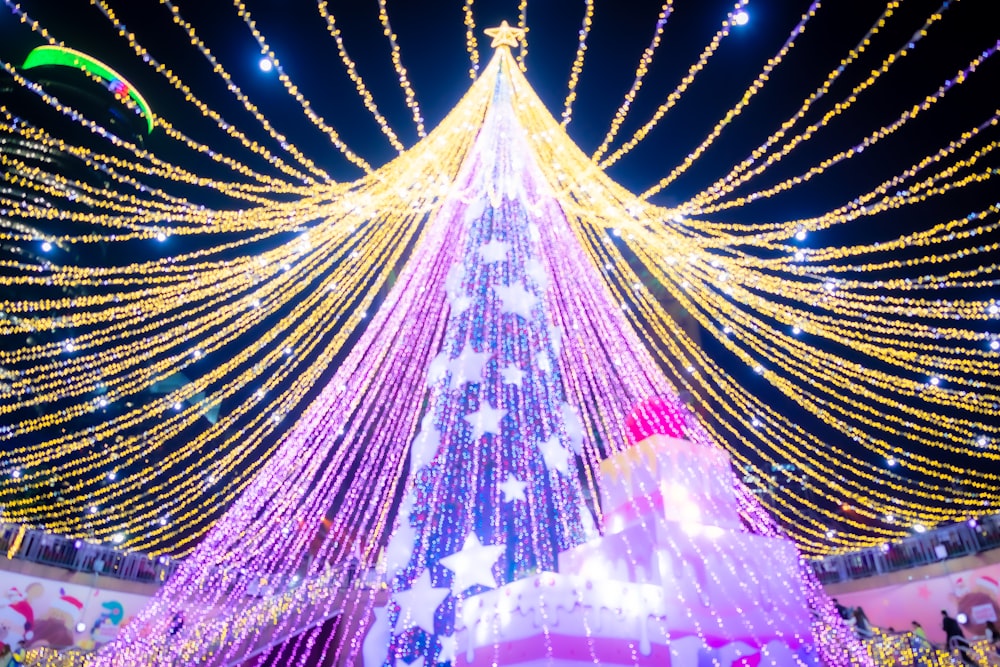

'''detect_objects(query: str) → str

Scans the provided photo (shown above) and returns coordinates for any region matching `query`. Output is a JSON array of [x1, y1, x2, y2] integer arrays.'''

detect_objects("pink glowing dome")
[[624, 397, 687, 444]]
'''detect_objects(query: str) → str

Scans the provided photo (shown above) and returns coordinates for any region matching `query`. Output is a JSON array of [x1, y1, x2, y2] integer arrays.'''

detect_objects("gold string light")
[[0, 4, 995, 561], [516, 0, 528, 71], [315, 1, 405, 153], [590, 0, 673, 163], [559, 0, 594, 126], [598, 0, 749, 168], [375, 0, 426, 138], [86, 0, 333, 182], [462, 0, 480, 79]]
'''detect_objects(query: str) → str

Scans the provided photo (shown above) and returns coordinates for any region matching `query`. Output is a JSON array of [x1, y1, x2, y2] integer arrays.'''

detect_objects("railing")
[[8, 511, 1000, 590], [811, 514, 1000, 585], [0, 522, 179, 584]]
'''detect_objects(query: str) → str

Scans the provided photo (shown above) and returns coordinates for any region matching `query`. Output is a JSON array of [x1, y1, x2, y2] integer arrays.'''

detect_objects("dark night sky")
[[4, 0, 996, 204]]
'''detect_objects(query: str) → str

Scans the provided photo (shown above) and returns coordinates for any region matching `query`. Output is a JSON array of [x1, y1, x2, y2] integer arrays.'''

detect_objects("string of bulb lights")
[[0, 0, 996, 563]]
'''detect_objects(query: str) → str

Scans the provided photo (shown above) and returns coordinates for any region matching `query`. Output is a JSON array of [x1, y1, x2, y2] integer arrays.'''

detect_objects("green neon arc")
[[23, 45, 154, 134]]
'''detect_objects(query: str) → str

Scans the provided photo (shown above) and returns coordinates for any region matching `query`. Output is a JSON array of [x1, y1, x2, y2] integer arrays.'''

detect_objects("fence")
[[811, 515, 1000, 585], [0, 522, 178, 584]]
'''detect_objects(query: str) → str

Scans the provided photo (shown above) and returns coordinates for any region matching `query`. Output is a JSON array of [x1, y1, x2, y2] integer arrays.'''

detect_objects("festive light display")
[[0, 1, 997, 664]]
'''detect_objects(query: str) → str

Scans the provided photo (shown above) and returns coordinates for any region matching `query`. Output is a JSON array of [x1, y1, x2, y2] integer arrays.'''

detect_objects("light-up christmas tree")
[[72, 24, 867, 667], [373, 23, 589, 665]]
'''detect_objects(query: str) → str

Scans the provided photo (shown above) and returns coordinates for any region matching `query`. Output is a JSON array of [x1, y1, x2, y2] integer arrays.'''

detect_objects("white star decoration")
[[536, 351, 552, 373], [398, 491, 417, 520], [562, 403, 584, 454], [479, 239, 510, 263], [499, 473, 527, 502], [384, 521, 416, 576], [410, 413, 441, 469], [444, 262, 465, 298], [449, 345, 490, 388], [463, 403, 507, 440], [494, 282, 538, 320], [437, 634, 458, 663], [440, 533, 505, 595], [450, 293, 473, 315], [539, 435, 571, 475], [426, 352, 449, 387], [579, 502, 599, 538], [525, 257, 548, 289], [549, 325, 563, 357], [528, 223, 541, 244], [463, 197, 486, 223], [500, 364, 525, 387], [393, 570, 449, 634], [363, 607, 392, 667]]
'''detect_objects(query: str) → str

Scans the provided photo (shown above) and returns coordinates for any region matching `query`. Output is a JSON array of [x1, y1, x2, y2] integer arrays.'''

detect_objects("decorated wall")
[[0, 571, 151, 666], [834, 564, 1000, 645]]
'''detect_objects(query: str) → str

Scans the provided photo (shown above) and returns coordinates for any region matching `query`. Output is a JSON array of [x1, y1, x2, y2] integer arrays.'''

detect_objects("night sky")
[[3, 0, 995, 199]]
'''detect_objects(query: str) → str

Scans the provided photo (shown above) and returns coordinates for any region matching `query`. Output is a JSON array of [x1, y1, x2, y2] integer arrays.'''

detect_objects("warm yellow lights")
[[559, 1, 594, 126], [484, 21, 527, 50], [0, 4, 995, 562]]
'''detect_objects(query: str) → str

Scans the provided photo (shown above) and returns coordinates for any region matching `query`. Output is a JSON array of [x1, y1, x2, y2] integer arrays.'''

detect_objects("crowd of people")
[[832, 598, 1000, 665]]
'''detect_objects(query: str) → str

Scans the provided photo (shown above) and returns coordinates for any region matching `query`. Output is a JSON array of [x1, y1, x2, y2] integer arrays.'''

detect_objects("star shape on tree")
[[500, 364, 525, 387], [438, 634, 458, 664], [426, 352, 449, 387], [363, 607, 392, 667], [398, 491, 417, 521], [539, 435, 571, 476], [445, 262, 464, 295], [525, 257, 548, 289], [463, 403, 507, 440], [440, 533, 505, 596], [449, 344, 490, 388], [494, 282, 538, 320], [393, 570, 449, 634], [499, 472, 527, 502], [384, 521, 417, 576], [479, 239, 510, 263], [548, 325, 563, 357], [484, 20, 526, 49], [562, 403, 585, 454], [463, 196, 486, 223], [528, 222, 542, 243], [535, 350, 553, 373], [410, 412, 442, 469], [450, 293, 473, 315]]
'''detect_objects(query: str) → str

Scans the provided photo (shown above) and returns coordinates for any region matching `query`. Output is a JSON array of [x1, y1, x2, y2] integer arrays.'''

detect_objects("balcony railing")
[[810, 514, 1000, 585], [0, 522, 178, 585], [7, 512, 1000, 590]]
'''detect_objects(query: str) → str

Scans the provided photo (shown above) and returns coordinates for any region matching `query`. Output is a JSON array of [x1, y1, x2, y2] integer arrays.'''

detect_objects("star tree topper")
[[484, 21, 526, 49]]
